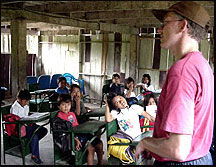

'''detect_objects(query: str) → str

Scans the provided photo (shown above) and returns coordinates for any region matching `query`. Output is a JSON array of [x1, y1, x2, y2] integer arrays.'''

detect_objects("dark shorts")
[[154, 152, 213, 165], [77, 133, 101, 149]]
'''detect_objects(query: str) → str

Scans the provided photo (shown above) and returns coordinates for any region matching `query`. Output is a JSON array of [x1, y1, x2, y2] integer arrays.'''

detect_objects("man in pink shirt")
[[135, 1, 214, 165]]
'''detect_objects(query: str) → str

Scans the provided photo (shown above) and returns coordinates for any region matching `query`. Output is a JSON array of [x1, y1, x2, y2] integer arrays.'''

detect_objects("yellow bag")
[[107, 136, 135, 163]]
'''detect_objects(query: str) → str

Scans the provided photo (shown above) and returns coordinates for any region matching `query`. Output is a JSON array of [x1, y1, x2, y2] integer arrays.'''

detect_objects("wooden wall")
[[1, 31, 214, 101]]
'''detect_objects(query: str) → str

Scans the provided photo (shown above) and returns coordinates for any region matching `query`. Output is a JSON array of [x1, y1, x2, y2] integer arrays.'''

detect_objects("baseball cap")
[[152, 1, 210, 28]]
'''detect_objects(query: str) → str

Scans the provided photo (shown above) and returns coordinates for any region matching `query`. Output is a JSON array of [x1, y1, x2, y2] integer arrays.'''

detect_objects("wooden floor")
[[1, 98, 108, 165]]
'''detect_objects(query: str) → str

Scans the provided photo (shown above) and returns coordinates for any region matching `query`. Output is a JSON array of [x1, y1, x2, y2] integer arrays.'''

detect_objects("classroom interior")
[[1, 1, 214, 165]]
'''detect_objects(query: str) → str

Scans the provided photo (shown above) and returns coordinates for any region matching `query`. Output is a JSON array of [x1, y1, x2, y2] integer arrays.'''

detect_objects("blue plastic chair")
[[27, 76, 37, 84], [50, 74, 62, 89], [37, 75, 51, 90], [62, 73, 85, 95]]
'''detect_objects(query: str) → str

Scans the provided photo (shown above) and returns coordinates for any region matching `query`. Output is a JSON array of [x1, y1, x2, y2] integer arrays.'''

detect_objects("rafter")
[[23, 1, 214, 14], [1, 8, 138, 34]]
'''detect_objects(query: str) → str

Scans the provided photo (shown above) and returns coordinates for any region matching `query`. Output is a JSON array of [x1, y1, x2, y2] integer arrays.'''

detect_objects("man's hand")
[[135, 138, 152, 161]]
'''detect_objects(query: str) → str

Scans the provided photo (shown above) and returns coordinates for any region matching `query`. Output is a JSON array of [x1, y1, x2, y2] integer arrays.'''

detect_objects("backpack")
[[107, 130, 136, 164], [126, 97, 138, 107], [51, 116, 73, 153], [4, 114, 26, 137]]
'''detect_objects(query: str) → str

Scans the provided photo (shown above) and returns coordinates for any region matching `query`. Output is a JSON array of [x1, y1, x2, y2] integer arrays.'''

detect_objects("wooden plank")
[[106, 34, 115, 77], [1, 9, 138, 34], [10, 19, 27, 96], [70, 7, 214, 21], [138, 37, 154, 69], [200, 40, 210, 61], [101, 33, 108, 77], [114, 33, 121, 73], [1, 8, 98, 29], [70, 9, 154, 20], [120, 34, 130, 74], [159, 48, 169, 71], [168, 50, 174, 69], [159, 71, 167, 89], [129, 34, 137, 81], [25, 1, 213, 13], [152, 35, 161, 69], [85, 36, 91, 62]]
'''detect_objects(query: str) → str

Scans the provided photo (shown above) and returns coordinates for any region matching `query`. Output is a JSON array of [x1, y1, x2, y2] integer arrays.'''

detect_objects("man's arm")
[[135, 132, 192, 161]]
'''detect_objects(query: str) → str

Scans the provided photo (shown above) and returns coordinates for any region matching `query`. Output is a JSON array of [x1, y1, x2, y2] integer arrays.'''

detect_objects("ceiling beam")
[[69, 7, 214, 21], [1, 8, 139, 34], [24, 1, 214, 13], [70, 9, 153, 20], [103, 17, 214, 28]]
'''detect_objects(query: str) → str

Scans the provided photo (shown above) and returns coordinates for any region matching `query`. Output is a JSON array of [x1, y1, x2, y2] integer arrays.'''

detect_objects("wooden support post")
[[129, 34, 137, 81], [10, 19, 27, 97], [101, 33, 108, 83]]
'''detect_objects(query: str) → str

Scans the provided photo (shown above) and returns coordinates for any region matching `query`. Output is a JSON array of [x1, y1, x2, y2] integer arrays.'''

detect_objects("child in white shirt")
[[105, 93, 155, 139], [10, 89, 48, 164]]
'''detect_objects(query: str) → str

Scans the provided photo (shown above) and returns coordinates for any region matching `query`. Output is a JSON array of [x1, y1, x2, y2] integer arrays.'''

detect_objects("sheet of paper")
[[22, 112, 49, 120], [146, 105, 157, 118]]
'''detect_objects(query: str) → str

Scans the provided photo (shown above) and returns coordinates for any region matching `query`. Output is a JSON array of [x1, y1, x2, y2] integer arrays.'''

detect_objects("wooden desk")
[[73, 120, 106, 135], [84, 106, 106, 118], [29, 89, 55, 112], [32, 89, 55, 99], [19, 112, 50, 124]]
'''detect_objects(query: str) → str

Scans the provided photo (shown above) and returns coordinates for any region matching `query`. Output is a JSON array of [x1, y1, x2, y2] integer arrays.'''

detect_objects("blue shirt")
[[109, 83, 122, 95], [55, 87, 69, 94]]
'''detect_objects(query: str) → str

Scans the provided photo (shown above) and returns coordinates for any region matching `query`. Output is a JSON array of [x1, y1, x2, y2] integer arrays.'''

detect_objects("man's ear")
[[180, 19, 188, 32]]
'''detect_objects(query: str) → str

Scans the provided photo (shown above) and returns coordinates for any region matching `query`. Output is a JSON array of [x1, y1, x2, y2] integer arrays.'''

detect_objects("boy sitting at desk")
[[10, 89, 48, 164], [56, 94, 103, 165], [70, 84, 92, 124], [109, 73, 122, 95]]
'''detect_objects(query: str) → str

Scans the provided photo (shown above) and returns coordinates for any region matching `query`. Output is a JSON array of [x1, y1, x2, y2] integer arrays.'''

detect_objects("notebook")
[[21, 112, 49, 120]]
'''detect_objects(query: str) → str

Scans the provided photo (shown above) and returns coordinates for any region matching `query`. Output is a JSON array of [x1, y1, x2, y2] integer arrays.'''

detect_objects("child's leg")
[[26, 125, 40, 157], [34, 124, 48, 140], [95, 140, 103, 165], [87, 144, 95, 165]]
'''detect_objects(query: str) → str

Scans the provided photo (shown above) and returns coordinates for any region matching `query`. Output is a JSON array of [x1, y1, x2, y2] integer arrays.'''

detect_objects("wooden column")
[[101, 33, 108, 82], [11, 19, 27, 97], [129, 34, 137, 81]]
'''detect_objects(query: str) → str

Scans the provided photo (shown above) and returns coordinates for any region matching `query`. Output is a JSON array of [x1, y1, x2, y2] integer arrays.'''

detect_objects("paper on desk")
[[22, 112, 49, 120], [146, 105, 157, 118]]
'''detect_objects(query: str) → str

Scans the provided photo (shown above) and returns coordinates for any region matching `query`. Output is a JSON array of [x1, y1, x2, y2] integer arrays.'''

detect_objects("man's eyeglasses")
[[160, 20, 183, 28]]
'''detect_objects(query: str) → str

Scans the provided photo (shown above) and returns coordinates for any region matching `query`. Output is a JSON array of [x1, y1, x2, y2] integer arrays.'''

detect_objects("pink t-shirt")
[[152, 51, 214, 162], [57, 111, 79, 127]]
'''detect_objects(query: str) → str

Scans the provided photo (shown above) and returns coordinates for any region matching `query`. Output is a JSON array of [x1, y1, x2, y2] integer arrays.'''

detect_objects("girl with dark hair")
[[135, 74, 155, 93], [140, 94, 157, 132], [105, 93, 155, 139]]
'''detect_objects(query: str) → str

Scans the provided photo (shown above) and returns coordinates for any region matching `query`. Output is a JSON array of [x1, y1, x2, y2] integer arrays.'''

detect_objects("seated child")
[[10, 89, 48, 164], [124, 77, 136, 98], [124, 77, 138, 106], [109, 73, 122, 95], [57, 94, 103, 165], [70, 84, 91, 124], [105, 92, 155, 139], [135, 74, 155, 93], [55, 76, 69, 94], [105, 93, 155, 163], [140, 93, 157, 132]]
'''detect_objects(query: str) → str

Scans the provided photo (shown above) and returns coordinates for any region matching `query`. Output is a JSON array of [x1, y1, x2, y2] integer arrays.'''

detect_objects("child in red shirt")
[[57, 94, 103, 165]]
